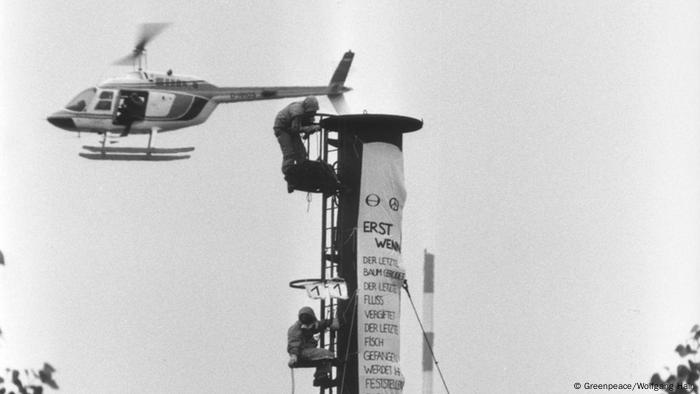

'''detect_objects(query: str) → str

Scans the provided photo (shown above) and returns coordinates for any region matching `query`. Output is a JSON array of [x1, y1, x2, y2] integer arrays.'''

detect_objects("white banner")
[[357, 142, 406, 394]]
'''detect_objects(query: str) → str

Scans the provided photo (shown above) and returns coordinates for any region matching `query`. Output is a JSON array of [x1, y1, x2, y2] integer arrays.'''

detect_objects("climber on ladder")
[[287, 306, 340, 388], [273, 96, 340, 195]]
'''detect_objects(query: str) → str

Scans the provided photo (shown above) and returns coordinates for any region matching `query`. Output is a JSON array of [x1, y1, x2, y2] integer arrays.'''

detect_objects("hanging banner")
[[356, 142, 406, 394]]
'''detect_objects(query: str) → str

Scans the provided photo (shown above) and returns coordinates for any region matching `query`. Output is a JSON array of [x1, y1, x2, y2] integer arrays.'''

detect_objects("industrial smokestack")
[[322, 113, 422, 394]]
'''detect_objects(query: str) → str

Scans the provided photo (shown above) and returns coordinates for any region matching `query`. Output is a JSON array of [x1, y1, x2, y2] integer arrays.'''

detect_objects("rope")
[[342, 227, 356, 247], [290, 367, 295, 394], [402, 280, 451, 394]]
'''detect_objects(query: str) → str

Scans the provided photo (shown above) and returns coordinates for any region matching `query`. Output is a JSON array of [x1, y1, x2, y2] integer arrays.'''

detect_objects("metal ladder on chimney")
[[319, 123, 340, 394]]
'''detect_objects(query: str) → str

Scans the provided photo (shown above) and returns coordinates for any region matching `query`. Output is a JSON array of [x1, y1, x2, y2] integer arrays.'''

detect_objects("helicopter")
[[46, 23, 354, 160]]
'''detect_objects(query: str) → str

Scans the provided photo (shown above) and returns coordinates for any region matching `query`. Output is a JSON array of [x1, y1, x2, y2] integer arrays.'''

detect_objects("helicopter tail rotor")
[[113, 23, 171, 67]]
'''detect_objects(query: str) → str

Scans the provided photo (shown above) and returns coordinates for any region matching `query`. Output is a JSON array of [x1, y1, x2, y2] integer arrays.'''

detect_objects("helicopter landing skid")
[[78, 152, 191, 161], [81, 146, 195, 154], [79, 145, 193, 161], [79, 125, 192, 161]]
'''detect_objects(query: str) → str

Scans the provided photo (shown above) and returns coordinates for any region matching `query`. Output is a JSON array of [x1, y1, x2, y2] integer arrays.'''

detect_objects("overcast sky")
[[1, 1, 700, 393]]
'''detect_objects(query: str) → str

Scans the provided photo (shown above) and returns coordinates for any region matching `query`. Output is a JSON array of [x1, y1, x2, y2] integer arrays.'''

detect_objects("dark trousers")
[[299, 347, 334, 377], [275, 129, 307, 174]]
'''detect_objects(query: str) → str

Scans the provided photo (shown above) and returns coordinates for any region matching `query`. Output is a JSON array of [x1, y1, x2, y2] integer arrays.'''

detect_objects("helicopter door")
[[114, 90, 148, 126]]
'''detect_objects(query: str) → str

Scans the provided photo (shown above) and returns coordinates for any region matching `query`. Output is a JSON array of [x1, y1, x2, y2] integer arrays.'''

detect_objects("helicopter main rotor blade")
[[113, 53, 138, 66], [134, 22, 170, 52], [113, 22, 171, 65]]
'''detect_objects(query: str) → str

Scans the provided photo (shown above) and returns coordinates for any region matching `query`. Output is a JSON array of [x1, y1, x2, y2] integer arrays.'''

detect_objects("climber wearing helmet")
[[273, 96, 321, 191]]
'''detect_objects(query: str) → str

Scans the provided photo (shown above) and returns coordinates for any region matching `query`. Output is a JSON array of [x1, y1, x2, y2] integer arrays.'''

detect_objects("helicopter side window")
[[94, 90, 114, 111], [65, 88, 96, 112]]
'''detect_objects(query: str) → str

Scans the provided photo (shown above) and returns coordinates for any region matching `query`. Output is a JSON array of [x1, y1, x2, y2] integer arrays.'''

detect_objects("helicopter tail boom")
[[208, 85, 336, 104], [208, 51, 353, 112]]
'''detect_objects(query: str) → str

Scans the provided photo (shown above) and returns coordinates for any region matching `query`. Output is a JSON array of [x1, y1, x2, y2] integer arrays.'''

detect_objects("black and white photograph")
[[1, 1, 699, 393]]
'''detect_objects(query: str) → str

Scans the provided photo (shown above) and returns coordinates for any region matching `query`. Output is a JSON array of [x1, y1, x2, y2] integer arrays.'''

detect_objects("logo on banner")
[[365, 194, 381, 207], [389, 198, 400, 211]]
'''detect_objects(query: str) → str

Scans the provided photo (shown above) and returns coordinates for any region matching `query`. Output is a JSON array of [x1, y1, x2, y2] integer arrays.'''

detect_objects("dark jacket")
[[287, 306, 332, 356], [274, 101, 305, 136], [273, 97, 319, 137]]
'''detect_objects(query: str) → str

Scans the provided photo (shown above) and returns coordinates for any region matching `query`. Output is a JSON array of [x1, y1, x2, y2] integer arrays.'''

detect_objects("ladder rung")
[[324, 254, 340, 263]]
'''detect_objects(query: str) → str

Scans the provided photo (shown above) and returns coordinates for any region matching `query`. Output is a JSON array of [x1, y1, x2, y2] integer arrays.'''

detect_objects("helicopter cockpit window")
[[94, 101, 112, 111], [65, 88, 96, 112]]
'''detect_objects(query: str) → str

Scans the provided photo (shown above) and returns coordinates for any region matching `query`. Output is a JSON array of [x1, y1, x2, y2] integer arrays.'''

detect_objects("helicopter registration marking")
[[154, 78, 199, 89], [229, 92, 256, 100]]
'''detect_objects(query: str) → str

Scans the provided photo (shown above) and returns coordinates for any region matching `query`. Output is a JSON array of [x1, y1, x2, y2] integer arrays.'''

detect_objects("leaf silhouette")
[[37, 368, 58, 390], [650, 373, 665, 385]]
